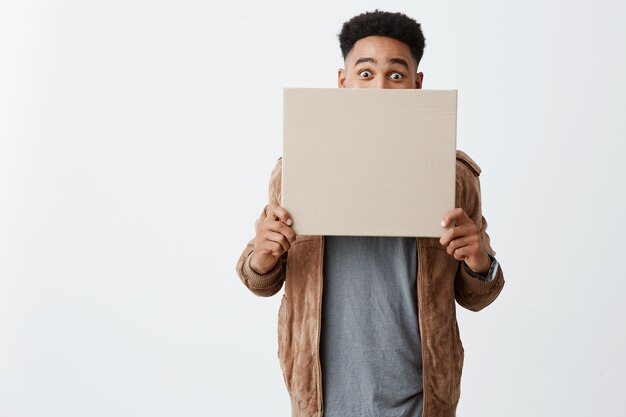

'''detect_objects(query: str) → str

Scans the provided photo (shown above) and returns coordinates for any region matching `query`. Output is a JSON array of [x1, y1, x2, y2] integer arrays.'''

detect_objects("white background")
[[1, 1, 625, 416]]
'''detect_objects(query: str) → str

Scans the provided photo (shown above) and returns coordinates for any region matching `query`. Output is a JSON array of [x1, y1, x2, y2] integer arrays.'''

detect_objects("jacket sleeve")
[[235, 158, 287, 297], [454, 153, 505, 312]]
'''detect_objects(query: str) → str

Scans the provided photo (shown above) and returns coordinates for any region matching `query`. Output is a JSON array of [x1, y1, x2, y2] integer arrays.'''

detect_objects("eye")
[[359, 70, 372, 78], [389, 72, 403, 80]]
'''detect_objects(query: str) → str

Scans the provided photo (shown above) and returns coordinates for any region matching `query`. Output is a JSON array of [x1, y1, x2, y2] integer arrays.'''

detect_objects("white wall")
[[1, 1, 625, 416]]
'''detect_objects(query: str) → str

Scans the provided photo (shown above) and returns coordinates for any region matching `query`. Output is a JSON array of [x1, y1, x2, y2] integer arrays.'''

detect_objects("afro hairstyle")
[[338, 10, 426, 66]]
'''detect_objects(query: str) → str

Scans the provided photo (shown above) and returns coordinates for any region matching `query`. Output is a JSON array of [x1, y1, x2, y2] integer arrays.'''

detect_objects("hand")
[[439, 208, 491, 275], [250, 205, 297, 275]]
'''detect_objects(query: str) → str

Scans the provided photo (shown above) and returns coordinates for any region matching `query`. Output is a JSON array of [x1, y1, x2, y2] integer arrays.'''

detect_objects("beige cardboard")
[[282, 88, 457, 237]]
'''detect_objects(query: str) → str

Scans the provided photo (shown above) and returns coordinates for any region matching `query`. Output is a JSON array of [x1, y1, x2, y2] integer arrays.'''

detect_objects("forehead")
[[346, 36, 416, 67]]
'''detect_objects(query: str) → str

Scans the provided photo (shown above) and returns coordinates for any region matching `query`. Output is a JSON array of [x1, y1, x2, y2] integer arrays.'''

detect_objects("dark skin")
[[251, 35, 491, 275]]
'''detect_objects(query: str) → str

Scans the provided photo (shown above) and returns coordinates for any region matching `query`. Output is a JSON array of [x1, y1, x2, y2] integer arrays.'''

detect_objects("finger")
[[259, 240, 285, 257], [441, 208, 472, 228], [445, 236, 474, 256], [441, 208, 462, 228], [265, 220, 297, 244], [265, 230, 292, 253], [439, 225, 474, 247], [267, 205, 293, 226], [280, 222, 297, 243], [452, 245, 471, 261]]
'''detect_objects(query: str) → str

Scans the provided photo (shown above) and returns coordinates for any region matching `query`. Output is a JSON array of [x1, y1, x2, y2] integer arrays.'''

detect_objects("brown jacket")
[[236, 151, 505, 417]]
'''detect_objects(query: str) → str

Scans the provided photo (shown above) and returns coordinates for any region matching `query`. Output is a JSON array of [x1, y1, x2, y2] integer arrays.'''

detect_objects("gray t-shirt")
[[320, 236, 423, 417]]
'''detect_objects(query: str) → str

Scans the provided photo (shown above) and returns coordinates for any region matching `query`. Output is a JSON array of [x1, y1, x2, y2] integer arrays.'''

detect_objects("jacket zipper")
[[417, 238, 429, 415], [317, 235, 325, 416]]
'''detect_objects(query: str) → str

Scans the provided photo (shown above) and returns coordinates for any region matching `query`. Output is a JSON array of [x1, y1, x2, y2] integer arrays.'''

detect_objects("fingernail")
[[287, 219, 293, 226], [441, 219, 446, 227]]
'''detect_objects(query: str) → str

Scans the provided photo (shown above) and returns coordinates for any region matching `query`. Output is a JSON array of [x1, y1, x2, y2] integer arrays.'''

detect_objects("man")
[[236, 10, 504, 417]]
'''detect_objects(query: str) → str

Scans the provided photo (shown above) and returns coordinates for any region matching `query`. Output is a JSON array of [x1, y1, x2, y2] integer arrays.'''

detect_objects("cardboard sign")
[[282, 88, 457, 237]]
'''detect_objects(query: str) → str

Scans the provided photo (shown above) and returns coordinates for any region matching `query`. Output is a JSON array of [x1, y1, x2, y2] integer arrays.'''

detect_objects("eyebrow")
[[388, 58, 410, 69], [354, 57, 410, 69], [355, 57, 376, 66]]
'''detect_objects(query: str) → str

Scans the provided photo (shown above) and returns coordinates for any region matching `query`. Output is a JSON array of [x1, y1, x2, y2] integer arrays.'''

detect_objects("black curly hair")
[[338, 10, 426, 66]]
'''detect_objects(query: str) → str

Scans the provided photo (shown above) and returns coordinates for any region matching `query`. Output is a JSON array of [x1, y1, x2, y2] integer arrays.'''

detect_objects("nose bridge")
[[375, 75, 389, 89]]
